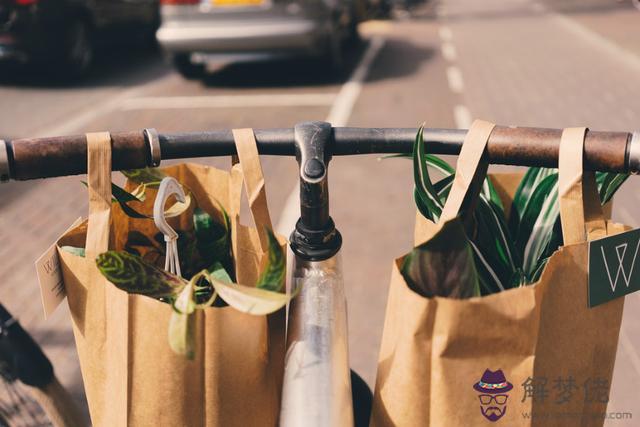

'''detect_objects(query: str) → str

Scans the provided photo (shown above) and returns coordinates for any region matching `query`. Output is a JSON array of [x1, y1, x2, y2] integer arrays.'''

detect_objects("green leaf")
[[256, 229, 285, 292], [168, 279, 196, 359], [468, 240, 506, 294], [209, 262, 233, 283], [530, 256, 550, 283], [519, 174, 559, 277], [96, 251, 186, 298], [434, 174, 455, 206], [596, 172, 629, 205], [110, 182, 149, 219], [87, 169, 192, 220], [82, 181, 149, 219], [175, 229, 200, 279], [471, 195, 521, 291], [193, 206, 232, 274], [425, 153, 455, 176], [400, 219, 480, 299], [482, 176, 504, 212], [60, 246, 85, 257], [382, 150, 455, 176], [413, 125, 444, 221], [379, 153, 411, 160], [211, 278, 293, 315], [121, 168, 167, 185], [509, 167, 555, 236]]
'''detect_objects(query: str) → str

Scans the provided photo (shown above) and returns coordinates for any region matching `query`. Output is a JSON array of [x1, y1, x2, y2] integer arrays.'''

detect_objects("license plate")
[[211, 0, 265, 6]]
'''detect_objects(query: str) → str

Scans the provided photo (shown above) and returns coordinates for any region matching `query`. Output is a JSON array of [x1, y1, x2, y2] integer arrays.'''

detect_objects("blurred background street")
[[1, 0, 639, 424]]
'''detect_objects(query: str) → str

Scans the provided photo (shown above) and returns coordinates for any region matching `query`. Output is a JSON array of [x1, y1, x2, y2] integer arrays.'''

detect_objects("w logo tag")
[[589, 229, 640, 307]]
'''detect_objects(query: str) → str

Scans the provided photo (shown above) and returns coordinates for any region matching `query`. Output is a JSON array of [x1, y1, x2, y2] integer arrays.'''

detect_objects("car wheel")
[[64, 20, 93, 78], [172, 54, 205, 79]]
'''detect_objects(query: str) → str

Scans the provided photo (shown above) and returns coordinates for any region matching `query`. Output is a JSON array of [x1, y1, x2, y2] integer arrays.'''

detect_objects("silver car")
[[156, 0, 362, 78]]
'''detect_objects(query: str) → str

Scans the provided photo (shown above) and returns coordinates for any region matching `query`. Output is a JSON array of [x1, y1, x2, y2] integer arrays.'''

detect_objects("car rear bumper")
[[156, 18, 326, 55]]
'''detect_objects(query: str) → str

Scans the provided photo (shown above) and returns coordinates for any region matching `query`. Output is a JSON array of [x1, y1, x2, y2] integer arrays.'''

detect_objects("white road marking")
[[32, 74, 176, 138], [275, 37, 386, 236], [454, 105, 472, 129], [441, 42, 457, 61], [446, 66, 464, 93], [438, 26, 453, 41], [619, 327, 640, 377], [325, 36, 386, 127], [548, 7, 640, 72], [121, 93, 337, 111]]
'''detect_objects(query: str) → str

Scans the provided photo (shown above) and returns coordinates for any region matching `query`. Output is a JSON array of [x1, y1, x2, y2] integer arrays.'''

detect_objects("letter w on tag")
[[601, 240, 640, 292], [589, 228, 640, 307]]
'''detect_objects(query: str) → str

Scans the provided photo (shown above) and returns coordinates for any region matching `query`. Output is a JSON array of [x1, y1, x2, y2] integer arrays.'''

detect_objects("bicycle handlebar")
[[1, 125, 638, 181]]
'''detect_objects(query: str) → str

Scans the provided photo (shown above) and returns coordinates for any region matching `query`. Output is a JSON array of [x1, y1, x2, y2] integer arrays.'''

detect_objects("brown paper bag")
[[371, 122, 625, 427], [57, 129, 285, 426]]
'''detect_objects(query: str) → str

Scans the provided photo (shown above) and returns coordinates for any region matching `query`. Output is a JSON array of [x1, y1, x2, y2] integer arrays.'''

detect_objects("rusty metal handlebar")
[[1, 126, 638, 181]]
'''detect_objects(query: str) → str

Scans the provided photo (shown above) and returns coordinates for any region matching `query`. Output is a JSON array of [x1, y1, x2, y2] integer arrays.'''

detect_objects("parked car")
[[0, 0, 159, 77], [156, 0, 364, 78]]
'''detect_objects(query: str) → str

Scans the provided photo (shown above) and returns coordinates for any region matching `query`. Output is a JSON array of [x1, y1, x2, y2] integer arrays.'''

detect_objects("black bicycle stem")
[[289, 122, 342, 261]]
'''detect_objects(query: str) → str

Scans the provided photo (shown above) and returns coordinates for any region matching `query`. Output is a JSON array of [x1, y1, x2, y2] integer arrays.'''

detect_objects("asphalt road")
[[1, 0, 639, 424]]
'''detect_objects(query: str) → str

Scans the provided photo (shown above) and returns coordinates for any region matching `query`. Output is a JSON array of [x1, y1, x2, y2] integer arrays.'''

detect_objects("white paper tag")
[[35, 218, 83, 319]]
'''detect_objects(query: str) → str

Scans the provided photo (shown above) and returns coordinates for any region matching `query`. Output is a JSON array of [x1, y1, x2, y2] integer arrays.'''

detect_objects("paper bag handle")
[[85, 132, 113, 259], [230, 128, 274, 253], [559, 127, 606, 245], [438, 120, 496, 224]]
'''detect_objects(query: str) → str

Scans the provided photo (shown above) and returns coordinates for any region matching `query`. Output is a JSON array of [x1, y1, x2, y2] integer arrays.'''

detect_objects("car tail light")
[[160, 0, 199, 4], [15, 0, 38, 5]]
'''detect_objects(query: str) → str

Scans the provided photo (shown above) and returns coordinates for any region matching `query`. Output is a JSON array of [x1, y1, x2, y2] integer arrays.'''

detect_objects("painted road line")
[[543, 3, 640, 72], [441, 42, 457, 62], [446, 66, 464, 93], [32, 74, 176, 138], [438, 26, 453, 41], [276, 37, 386, 236], [454, 105, 472, 129], [121, 93, 337, 111], [325, 36, 386, 127]]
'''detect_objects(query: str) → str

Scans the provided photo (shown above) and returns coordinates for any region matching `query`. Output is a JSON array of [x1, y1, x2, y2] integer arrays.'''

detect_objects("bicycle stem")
[[290, 121, 342, 261]]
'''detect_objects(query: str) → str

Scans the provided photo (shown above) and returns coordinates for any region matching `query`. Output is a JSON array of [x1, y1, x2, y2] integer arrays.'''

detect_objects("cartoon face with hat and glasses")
[[473, 369, 513, 422]]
